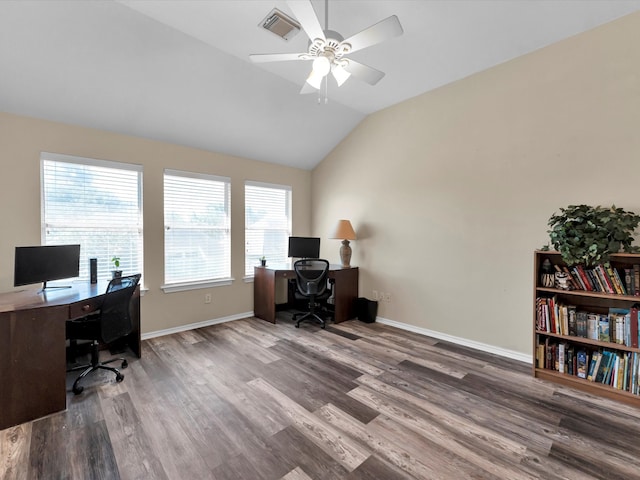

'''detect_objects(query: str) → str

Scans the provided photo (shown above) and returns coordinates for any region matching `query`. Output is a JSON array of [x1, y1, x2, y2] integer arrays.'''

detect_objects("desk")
[[254, 265, 358, 324], [0, 282, 141, 430]]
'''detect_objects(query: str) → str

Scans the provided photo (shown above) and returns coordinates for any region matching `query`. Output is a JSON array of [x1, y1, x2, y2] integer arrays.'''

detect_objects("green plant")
[[547, 204, 640, 266], [111, 256, 121, 269]]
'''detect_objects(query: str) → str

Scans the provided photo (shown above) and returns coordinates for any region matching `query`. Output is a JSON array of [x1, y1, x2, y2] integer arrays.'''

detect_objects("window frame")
[[161, 169, 233, 293], [40, 151, 144, 285], [244, 180, 292, 279]]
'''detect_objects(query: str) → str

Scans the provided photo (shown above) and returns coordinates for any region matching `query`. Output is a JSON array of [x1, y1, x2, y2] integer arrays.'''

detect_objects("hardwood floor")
[[3, 314, 640, 479]]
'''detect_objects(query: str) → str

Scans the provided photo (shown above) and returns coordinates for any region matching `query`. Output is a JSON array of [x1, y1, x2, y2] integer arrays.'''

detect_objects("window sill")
[[161, 278, 234, 293], [243, 276, 254, 283]]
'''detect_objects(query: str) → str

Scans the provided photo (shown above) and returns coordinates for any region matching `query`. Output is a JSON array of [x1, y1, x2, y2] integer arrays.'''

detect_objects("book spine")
[[635, 264, 640, 296], [571, 267, 587, 290], [611, 267, 627, 295], [631, 306, 639, 349], [587, 269, 603, 292], [596, 265, 614, 294], [625, 268, 634, 295], [576, 265, 593, 291]]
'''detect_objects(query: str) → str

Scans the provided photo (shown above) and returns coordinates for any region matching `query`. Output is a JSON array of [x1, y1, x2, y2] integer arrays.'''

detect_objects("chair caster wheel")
[[121, 360, 128, 369], [116, 373, 125, 383], [72, 385, 84, 395], [295, 324, 299, 328]]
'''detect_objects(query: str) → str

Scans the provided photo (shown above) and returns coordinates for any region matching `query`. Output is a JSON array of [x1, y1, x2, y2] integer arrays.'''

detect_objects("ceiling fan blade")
[[249, 53, 309, 63], [286, 0, 325, 42], [343, 60, 385, 85], [341, 15, 403, 54]]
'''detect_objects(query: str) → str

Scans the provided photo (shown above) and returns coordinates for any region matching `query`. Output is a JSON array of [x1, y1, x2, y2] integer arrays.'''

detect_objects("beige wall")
[[0, 112, 311, 333], [312, 12, 640, 355]]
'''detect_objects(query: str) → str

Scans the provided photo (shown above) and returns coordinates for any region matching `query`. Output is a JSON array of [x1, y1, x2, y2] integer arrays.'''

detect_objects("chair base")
[[293, 309, 327, 329], [67, 340, 127, 394]]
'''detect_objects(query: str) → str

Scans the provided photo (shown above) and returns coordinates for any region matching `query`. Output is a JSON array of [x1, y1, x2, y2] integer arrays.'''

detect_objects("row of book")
[[536, 296, 640, 348], [536, 339, 640, 394], [548, 263, 640, 295]]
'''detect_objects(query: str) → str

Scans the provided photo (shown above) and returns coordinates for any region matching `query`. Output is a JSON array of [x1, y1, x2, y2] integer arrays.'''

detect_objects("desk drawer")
[[69, 297, 101, 319], [276, 271, 294, 280]]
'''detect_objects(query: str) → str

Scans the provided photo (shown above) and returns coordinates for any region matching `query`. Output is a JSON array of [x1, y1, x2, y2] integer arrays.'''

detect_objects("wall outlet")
[[383, 292, 391, 303], [204, 293, 212, 304], [373, 290, 379, 300]]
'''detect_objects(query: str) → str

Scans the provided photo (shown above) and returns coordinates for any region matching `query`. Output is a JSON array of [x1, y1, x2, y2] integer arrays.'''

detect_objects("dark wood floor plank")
[[4, 317, 640, 479], [0, 424, 31, 480]]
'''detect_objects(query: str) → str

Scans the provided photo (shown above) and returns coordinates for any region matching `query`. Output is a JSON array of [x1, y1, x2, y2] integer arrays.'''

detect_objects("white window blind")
[[245, 181, 292, 276], [41, 153, 143, 282], [164, 170, 231, 286]]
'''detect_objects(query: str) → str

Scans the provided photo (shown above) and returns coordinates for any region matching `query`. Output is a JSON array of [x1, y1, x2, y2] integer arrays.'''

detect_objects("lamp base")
[[339, 240, 352, 267]]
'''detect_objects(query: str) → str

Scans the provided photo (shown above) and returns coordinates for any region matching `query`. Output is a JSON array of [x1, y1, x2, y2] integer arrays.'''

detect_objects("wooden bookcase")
[[533, 250, 640, 407]]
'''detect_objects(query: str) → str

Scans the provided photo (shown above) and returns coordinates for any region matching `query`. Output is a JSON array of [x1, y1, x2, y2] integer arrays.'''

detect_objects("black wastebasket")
[[356, 297, 378, 323]]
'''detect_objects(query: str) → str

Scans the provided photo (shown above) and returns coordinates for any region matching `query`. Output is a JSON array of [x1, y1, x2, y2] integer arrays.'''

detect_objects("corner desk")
[[0, 282, 141, 430], [254, 264, 358, 324]]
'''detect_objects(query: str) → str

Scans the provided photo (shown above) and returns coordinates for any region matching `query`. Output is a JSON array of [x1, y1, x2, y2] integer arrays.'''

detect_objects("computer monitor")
[[288, 236, 320, 259], [14, 244, 81, 290]]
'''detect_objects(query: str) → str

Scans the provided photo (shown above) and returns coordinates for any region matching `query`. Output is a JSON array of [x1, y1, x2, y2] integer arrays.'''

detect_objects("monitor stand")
[[39, 281, 72, 293]]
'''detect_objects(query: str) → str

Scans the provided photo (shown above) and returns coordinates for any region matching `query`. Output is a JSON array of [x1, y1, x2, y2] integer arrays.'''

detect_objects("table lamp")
[[330, 219, 357, 267]]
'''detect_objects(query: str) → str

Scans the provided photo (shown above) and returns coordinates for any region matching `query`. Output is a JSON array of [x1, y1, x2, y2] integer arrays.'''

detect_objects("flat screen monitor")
[[288, 236, 320, 259], [14, 244, 81, 289]]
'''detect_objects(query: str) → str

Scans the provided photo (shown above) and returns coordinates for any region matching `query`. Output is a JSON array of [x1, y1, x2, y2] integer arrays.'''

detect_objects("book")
[[635, 264, 640, 295], [558, 343, 565, 373], [586, 269, 602, 292], [571, 266, 587, 290], [596, 265, 615, 294], [568, 306, 577, 336], [587, 351, 601, 381], [576, 311, 588, 338], [625, 268, 634, 295], [611, 267, 627, 295], [576, 350, 588, 379], [594, 351, 611, 383], [561, 266, 580, 290], [587, 314, 599, 340], [631, 305, 639, 348], [576, 265, 593, 291], [598, 315, 610, 342]]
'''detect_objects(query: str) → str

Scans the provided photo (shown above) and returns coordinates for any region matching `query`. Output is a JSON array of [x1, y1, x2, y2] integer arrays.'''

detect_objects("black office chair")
[[292, 259, 331, 329], [66, 273, 141, 394]]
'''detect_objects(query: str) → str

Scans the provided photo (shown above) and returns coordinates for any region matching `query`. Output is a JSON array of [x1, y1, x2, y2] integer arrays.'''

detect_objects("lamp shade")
[[330, 220, 356, 240]]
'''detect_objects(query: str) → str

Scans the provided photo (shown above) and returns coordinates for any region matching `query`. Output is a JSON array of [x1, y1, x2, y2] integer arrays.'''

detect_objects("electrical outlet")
[[205, 293, 212, 304], [384, 292, 391, 303], [373, 290, 379, 300]]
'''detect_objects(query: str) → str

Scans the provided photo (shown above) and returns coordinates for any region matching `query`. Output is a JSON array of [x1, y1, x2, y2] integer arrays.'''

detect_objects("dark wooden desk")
[[0, 282, 141, 430], [254, 264, 358, 324]]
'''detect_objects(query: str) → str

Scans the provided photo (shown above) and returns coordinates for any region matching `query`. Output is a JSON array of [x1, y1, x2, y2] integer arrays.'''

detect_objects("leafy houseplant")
[[111, 256, 122, 279], [547, 204, 640, 266], [260, 256, 267, 267]]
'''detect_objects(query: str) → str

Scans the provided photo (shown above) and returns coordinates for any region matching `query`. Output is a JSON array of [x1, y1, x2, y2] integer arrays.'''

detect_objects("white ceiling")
[[1, 1, 639, 170]]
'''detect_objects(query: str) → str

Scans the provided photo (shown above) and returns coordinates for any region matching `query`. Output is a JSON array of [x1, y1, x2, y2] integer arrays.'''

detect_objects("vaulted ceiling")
[[1, 1, 638, 170]]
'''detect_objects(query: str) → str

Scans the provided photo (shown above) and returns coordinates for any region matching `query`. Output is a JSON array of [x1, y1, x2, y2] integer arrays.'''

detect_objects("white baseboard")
[[141, 312, 532, 365], [141, 311, 253, 340], [375, 317, 532, 364]]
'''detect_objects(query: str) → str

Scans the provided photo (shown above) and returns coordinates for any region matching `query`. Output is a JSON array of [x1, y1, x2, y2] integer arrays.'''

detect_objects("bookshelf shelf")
[[533, 250, 640, 407]]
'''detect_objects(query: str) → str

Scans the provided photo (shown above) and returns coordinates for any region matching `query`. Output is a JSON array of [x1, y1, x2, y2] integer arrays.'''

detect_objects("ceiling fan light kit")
[[250, 0, 403, 95]]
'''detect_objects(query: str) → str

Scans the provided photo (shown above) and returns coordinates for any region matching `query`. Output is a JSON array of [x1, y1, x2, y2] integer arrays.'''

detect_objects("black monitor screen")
[[14, 244, 81, 287], [288, 237, 320, 259]]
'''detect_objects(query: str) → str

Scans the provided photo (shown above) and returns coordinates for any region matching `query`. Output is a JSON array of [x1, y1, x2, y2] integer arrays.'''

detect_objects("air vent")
[[260, 8, 301, 41]]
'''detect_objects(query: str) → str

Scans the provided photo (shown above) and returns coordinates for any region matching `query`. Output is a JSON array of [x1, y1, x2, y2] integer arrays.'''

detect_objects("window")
[[245, 181, 292, 276], [41, 152, 143, 283], [164, 170, 231, 290]]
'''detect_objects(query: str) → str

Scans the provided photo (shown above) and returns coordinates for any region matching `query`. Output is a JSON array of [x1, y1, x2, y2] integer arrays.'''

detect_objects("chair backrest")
[[294, 259, 330, 297], [100, 273, 141, 344]]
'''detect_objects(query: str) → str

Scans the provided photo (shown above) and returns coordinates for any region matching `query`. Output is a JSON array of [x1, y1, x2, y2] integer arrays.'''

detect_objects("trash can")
[[356, 297, 378, 323]]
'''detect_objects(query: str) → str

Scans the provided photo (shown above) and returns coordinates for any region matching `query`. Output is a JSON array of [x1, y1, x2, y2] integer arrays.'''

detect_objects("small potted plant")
[[111, 256, 123, 279], [260, 255, 267, 267]]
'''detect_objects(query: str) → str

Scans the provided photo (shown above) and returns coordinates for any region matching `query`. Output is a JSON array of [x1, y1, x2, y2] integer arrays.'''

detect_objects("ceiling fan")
[[250, 0, 403, 93]]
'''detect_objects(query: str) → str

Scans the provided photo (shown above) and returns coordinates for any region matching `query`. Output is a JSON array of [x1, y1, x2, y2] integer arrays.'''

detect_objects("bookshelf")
[[533, 250, 640, 407]]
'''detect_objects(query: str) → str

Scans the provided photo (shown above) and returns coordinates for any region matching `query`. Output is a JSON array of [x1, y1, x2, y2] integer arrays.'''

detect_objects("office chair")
[[66, 273, 141, 394], [292, 259, 331, 329]]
